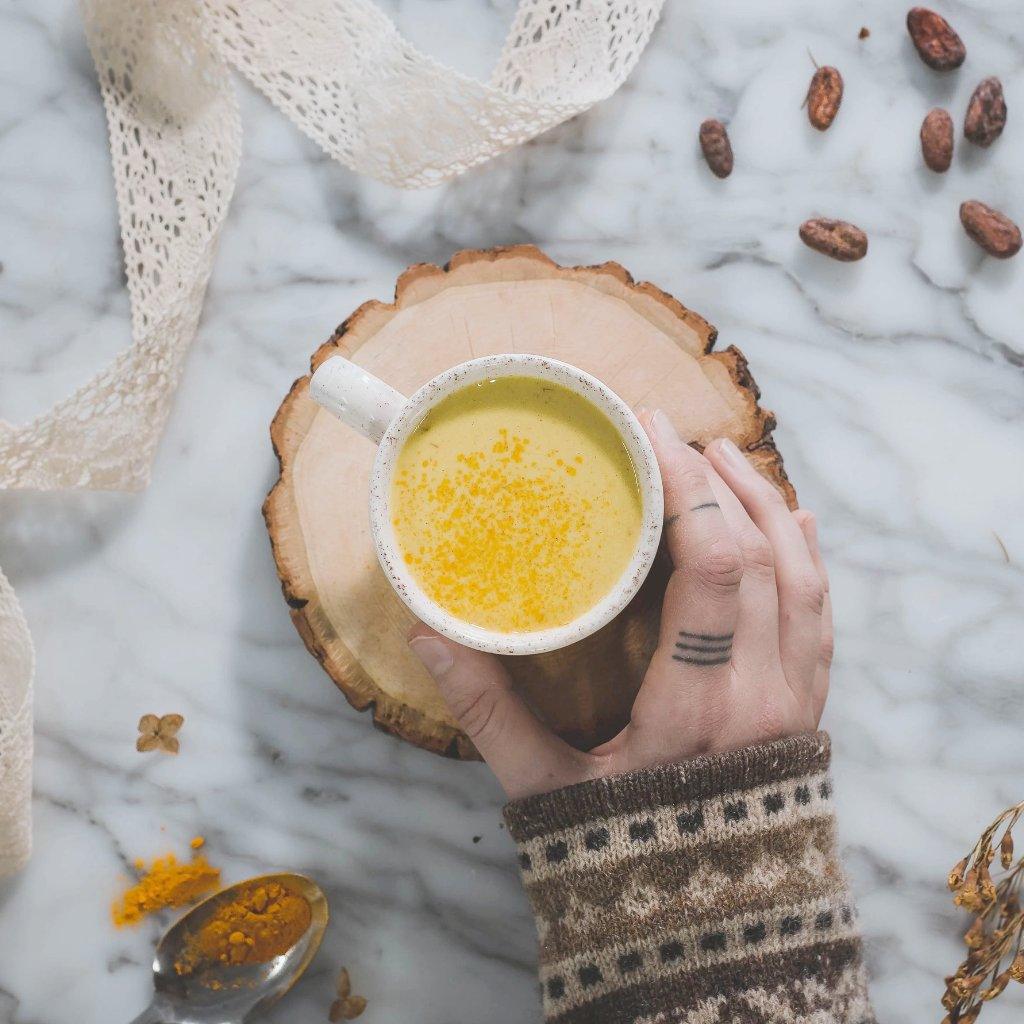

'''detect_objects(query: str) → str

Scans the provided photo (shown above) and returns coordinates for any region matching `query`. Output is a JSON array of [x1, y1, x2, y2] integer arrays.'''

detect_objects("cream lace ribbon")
[[0, 0, 663, 875]]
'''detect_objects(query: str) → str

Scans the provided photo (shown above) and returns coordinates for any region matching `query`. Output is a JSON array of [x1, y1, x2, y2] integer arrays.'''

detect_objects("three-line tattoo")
[[672, 630, 733, 666]]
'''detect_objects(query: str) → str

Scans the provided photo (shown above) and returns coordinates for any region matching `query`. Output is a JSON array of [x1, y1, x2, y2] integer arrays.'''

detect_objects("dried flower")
[[965, 918, 987, 949], [950, 857, 969, 892], [1001, 831, 1014, 870], [339, 997, 367, 1019], [943, 801, 1024, 1020], [329, 967, 367, 1020], [137, 713, 184, 753], [977, 862, 998, 906], [1009, 953, 1024, 982]]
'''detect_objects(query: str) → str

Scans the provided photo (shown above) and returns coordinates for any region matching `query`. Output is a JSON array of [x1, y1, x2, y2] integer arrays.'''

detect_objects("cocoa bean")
[[960, 201, 1022, 259], [699, 119, 733, 178], [964, 77, 1006, 148], [807, 66, 843, 131], [906, 7, 966, 71], [799, 219, 868, 262], [920, 108, 954, 172]]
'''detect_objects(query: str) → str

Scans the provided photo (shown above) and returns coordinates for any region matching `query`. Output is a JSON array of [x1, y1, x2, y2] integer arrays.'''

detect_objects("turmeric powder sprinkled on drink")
[[112, 849, 221, 927], [173, 880, 312, 976], [391, 377, 642, 633]]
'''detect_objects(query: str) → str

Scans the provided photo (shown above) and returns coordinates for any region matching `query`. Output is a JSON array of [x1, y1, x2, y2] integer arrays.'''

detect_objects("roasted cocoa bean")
[[964, 77, 1006, 148], [960, 201, 1022, 259], [807, 66, 843, 131], [906, 7, 966, 71], [699, 119, 733, 178], [920, 108, 954, 172], [799, 219, 868, 262]]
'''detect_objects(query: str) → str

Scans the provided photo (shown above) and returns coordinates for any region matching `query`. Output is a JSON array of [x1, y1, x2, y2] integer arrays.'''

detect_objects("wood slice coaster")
[[264, 246, 795, 760]]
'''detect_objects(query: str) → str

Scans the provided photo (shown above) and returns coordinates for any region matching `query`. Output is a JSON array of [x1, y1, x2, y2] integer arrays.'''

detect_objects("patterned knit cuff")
[[504, 732, 874, 1024]]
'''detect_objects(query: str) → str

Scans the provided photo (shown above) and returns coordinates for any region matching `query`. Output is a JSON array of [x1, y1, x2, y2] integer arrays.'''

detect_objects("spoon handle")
[[127, 1003, 177, 1024]]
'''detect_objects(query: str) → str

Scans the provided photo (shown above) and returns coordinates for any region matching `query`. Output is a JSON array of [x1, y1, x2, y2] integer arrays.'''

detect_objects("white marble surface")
[[2, 0, 1023, 1020]]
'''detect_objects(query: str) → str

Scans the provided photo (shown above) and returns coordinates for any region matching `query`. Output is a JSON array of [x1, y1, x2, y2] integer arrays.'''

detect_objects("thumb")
[[408, 624, 586, 799]]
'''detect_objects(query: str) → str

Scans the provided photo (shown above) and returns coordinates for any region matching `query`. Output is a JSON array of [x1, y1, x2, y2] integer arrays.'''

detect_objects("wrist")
[[505, 731, 831, 840]]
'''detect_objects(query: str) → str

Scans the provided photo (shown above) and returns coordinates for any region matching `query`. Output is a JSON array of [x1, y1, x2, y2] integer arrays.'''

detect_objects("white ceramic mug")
[[309, 353, 664, 655]]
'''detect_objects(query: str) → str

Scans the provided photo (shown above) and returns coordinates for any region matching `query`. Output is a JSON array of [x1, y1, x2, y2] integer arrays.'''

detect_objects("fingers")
[[595, 410, 752, 765], [407, 624, 584, 799], [705, 438, 824, 695], [638, 411, 740, 699], [701, 462, 782, 671], [794, 510, 832, 723]]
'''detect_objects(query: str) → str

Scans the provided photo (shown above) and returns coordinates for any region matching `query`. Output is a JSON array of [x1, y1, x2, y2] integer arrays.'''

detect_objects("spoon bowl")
[[129, 874, 328, 1024]]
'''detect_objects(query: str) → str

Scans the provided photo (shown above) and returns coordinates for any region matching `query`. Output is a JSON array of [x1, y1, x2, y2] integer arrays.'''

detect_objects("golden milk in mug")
[[390, 376, 643, 633]]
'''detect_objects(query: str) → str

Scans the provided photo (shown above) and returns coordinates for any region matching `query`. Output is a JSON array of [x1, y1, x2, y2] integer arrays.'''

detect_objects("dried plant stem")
[[944, 801, 1024, 1021]]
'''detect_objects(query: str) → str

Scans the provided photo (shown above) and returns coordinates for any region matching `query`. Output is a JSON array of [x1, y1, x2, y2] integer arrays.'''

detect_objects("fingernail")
[[711, 436, 745, 468], [650, 409, 681, 448], [409, 635, 454, 677]]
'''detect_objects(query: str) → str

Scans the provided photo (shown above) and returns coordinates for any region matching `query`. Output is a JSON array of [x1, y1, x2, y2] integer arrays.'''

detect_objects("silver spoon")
[[128, 873, 329, 1024]]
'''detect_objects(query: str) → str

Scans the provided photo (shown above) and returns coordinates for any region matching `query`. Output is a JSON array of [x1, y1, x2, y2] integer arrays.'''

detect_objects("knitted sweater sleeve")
[[502, 732, 875, 1024]]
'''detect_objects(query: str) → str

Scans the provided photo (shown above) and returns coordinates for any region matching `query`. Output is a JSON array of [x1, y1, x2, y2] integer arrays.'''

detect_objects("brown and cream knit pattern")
[[504, 733, 875, 1024]]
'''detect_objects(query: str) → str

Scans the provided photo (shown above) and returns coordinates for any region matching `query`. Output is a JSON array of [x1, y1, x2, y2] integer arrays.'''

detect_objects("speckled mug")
[[309, 353, 664, 655]]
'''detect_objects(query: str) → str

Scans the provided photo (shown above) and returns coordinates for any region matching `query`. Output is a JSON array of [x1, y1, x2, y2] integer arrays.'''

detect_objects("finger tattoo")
[[689, 502, 721, 512], [672, 630, 733, 666]]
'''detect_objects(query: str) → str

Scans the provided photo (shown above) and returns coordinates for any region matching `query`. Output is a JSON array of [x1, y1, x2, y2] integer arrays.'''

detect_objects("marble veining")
[[1, 1, 1022, 1021]]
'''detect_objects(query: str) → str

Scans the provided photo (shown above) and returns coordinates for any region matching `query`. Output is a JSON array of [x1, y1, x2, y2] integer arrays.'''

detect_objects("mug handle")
[[309, 356, 406, 444]]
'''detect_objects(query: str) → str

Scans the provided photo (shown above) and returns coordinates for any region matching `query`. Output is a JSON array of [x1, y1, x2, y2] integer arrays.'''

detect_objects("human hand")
[[408, 410, 832, 800]]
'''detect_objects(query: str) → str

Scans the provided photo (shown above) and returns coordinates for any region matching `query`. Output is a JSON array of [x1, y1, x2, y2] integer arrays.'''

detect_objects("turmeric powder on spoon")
[[173, 879, 312, 976]]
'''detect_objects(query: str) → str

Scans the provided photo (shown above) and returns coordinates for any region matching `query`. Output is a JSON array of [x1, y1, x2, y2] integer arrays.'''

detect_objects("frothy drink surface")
[[391, 376, 642, 633]]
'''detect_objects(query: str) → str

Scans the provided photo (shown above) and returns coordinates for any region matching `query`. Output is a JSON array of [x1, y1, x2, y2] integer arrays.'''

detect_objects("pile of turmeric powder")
[[174, 880, 312, 976], [112, 839, 220, 927]]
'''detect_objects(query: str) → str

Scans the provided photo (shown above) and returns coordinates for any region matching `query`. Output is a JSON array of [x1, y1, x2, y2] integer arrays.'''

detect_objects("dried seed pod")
[[963, 917, 986, 949], [949, 856, 969, 892], [806, 66, 843, 131], [1010, 953, 1024, 982], [906, 7, 966, 71], [920, 108, 954, 172], [964, 77, 1007, 148], [341, 996, 368, 1020], [960, 201, 1022, 259], [952, 974, 984, 998], [699, 119, 733, 178], [955, 867, 985, 911], [979, 861, 1000, 897], [1000, 829, 1014, 869], [799, 218, 868, 261], [336, 968, 351, 999]]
